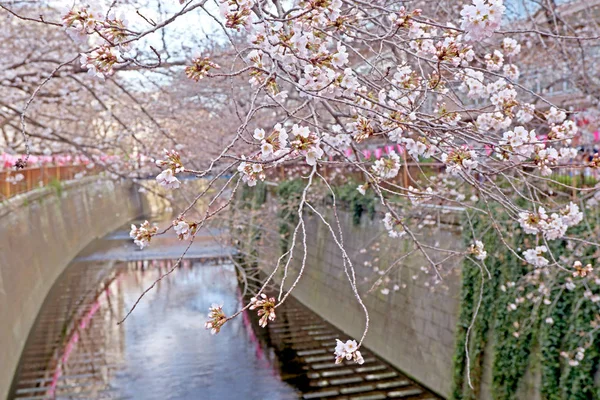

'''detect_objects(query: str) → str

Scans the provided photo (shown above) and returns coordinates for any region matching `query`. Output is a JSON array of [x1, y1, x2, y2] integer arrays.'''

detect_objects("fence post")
[[25, 169, 32, 191], [402, 152, 409, 188]]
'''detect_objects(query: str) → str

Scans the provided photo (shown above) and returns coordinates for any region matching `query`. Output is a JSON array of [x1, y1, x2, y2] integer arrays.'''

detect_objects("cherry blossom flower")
[[6, 173, 24, 184], [402, 138, 427, 160], [561, 202, 583, 227], [502, 38, 521, 57], [372, 151, 401, 180], [459, 69, 486, 98], [545, 107, 567, 124], [548, 120, 578, 141], [205, 304, 227, 334], [290, 124, 323, 166], [518, 203, 581, 240], [173, 218, 197, 240], [470, 240, 487, 261], [334, 339, 364, 364], [572, 261, 593, 278], [498, 126, 539, 161], [238, 156, 265, 186], [331, 43, 349, 68], [477, 112, 512, 131], [129, 221, 158, 249], [516, 103, 535, 123], [383, 212, 405, 238], [357, 184, 368, 196], [503, 64, 519, 81], [80, 46, 119, 80], [100, 13, 130, 46], [255, 124, 289, 160], [185, 57, 220, 81], [219, 0, 254, 30], [249, 293, 276, 328], [156, 169, 181, 189], [460, 0, 505, 41], [441, 146, 478, 175], [407, 186, 433, 205], [62, 4, 102, 42], [523, 246, 549, 268], [484, 50, 504, 71]]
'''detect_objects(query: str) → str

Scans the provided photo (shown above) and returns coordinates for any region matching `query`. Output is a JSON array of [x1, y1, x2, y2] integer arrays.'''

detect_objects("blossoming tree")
[[4, 0, 600, 381]]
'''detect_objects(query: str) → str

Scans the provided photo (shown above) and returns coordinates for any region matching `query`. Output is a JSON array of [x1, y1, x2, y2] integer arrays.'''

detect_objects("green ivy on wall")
[[276, 179, 305, 253], [233, 181, 268, 269], [452, 207, 600, 400], [331, 182, 376, 226]]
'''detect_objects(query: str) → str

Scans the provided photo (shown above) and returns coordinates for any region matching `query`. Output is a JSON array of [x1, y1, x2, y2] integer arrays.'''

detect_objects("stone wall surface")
[[0, 177, 143, 400], [254, 202, 464, 398]]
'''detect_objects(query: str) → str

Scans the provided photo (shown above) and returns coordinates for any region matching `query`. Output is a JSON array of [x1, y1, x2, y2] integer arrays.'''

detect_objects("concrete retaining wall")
[[255, 205, 464, 397], [0, 177, 143, 399]]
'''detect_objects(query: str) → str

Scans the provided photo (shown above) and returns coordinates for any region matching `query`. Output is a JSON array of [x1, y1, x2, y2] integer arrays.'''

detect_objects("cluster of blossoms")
[[484, 50, 504, 71], [459, 69, 486, 99], [548, 120, 578, 142], [62, 4, 131, 78], [62, 4, 130, 43], [561, 347, 586, 367], [173, 218, 197, 241], [129, 220, 158, 249], [522, 245, 549, 268], [249, 293, 276, 328], [80, 46, 119, 79], [372, 151, 401, 180], [205, 304, 227, 335], [534, 146, 578, 176], [87, 0, 597, 357], [518, 202, 583, 241], [185, 57, 221, 82], [289, 125, 324, 166], [470, 240, 488, 261], [254, 124, 289, 160], [502, 38, 521, 57], [383, 212, 406, 238], [441, 146, 478, 175], [219, 0, 254, 30], [407, 186, 434, 205], [460, 0, 505, 41], [402, 137, 437, 160], [573, 261, 594, 278], [237, 156, 265, 187], [546, 107, 567, 124], [334, 339, 364, 365], [155, 149, 184, 189], [497, 126, 539, 161]]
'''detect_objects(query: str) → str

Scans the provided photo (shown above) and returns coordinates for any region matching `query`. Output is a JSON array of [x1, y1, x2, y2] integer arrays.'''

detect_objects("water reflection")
[[11, 259, 299, 400]]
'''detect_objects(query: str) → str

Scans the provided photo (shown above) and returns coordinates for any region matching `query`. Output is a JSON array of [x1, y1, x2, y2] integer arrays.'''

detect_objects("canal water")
[[9, 220, 298, 400], [9, 219, 440, 400]]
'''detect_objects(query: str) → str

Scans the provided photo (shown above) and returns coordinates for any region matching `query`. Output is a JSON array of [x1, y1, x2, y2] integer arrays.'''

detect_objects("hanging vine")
[[452, 206, 600, 400]]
